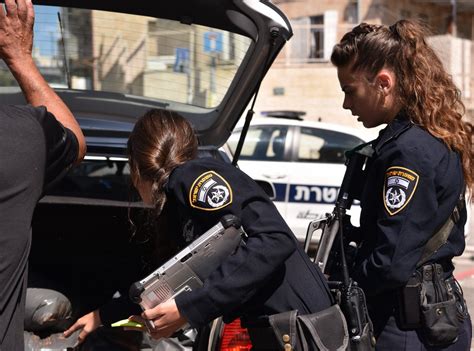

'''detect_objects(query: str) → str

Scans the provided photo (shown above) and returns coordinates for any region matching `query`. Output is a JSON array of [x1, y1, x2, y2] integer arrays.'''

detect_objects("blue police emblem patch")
[[189, 171, 232, 211], [383, 166, 419, 216]]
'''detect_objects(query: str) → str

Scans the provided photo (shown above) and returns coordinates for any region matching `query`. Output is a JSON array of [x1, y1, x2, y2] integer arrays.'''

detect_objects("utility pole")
[[357, 0, 362, 23], [450, 0, 457, 36]]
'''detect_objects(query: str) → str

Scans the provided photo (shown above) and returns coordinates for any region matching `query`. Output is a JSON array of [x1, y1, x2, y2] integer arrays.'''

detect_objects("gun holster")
[[397, 264, 460, 347], [397, 271, 423, 329], [342, 284, 376, 351]]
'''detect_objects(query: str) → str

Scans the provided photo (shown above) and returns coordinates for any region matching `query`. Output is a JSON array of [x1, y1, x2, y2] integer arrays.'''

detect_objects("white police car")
[[227, 111, 377, 241]]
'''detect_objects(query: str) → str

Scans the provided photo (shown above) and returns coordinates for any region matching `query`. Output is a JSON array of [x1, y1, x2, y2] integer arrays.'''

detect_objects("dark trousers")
[[375, 314, 472, 351]]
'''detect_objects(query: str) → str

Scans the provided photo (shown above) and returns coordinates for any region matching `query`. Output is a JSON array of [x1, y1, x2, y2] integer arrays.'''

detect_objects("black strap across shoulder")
[[417, 191, 465, 268]]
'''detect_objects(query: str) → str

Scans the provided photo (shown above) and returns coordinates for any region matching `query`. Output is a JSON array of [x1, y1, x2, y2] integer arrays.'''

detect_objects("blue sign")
[[204, 32, 223, 53], [174, 47, 189, 73]]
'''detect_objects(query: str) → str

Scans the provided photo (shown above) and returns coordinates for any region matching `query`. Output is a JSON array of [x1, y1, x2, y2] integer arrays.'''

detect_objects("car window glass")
[[227, 125, 288, 161], [46, 160, 140, 202], [0, 6, 252, 109], [297, 127, 364, 163]]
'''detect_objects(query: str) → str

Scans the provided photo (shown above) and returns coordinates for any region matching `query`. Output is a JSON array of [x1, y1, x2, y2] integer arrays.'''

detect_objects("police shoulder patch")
[[189, 171, 233, 211], [383, 166, 419, 216]]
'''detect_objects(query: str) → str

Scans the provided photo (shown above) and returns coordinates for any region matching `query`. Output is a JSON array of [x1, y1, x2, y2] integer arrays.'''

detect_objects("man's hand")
[[0, 0, 86, 161], [0, 0, 34, 65], [63, 310, 102, 345], [129, 299, 188, 340]]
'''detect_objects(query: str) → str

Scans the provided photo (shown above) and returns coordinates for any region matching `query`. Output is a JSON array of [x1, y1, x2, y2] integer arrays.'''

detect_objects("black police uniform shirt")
[[162, 157, 333, 328], [0, 105, 78, 350], [353, 113, 467, 300]]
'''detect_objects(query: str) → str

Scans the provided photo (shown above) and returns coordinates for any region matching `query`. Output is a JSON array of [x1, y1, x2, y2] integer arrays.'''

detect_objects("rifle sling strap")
[[417, 191, 465, 268]]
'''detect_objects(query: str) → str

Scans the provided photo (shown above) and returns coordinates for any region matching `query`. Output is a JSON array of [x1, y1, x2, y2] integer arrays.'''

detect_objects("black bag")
[[268, 304, 349, 351], [419, 264, 460, 347], [397, 192, 465, 346], [397, 264, 460, 347]]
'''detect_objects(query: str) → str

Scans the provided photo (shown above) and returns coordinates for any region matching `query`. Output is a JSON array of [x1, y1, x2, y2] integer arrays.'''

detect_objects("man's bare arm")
[[0, 0, 86, 162]]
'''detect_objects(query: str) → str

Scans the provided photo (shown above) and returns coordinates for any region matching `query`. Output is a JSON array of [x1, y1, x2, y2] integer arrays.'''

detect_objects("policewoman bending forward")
[[331, 20, 472, 350], [127, 109, 333, 349]]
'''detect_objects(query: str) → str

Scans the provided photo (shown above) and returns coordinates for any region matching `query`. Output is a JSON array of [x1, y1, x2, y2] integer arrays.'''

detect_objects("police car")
[[226, 111, 377, 241]]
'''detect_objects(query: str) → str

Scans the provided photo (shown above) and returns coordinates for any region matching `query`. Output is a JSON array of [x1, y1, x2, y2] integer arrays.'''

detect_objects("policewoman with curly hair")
[[331, 19, 472, 350]]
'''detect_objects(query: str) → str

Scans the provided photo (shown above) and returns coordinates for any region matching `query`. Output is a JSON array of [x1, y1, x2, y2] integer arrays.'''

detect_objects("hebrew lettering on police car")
[[310, 186, 322, 202], [292, 185, 340, 203], [294, 186, 310, 201], [322, 187, 337, 203]]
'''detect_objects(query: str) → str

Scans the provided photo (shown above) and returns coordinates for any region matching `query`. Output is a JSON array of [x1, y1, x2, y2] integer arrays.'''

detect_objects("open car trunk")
[[30, 202, 146, 319], [27, 200, 158, 350], [25, 152, 228, 349]]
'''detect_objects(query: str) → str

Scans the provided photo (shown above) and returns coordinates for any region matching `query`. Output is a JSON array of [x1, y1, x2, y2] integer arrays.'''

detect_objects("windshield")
[[0, 5, 252, 109]]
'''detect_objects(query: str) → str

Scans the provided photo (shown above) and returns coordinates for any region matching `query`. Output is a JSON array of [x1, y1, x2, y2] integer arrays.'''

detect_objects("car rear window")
[[0, 5, 252, 109]]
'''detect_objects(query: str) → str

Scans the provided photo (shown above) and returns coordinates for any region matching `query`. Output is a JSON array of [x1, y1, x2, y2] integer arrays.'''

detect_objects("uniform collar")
[[373, 111, 413, 154]]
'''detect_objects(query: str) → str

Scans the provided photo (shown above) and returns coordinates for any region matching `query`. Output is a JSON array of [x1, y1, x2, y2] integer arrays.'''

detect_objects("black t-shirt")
[[0, 105, 78, 350]]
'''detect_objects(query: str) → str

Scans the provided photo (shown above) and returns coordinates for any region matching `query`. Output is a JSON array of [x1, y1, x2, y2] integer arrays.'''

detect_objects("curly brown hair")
[[331, 20, 473, 194], [127, 108, 199, 216]]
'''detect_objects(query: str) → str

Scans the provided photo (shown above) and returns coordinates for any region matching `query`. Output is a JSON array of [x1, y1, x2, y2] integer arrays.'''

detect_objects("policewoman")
[[331, 20, 472, 350], [126, 109, 334, 349]]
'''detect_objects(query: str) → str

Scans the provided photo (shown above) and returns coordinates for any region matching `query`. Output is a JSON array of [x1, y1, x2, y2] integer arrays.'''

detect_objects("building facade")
[[259, 0, 474, 127]]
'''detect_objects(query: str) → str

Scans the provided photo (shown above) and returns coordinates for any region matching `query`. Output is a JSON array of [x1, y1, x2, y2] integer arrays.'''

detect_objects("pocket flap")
[[298, 304, 349, 351], [269, 310, 298, 349]]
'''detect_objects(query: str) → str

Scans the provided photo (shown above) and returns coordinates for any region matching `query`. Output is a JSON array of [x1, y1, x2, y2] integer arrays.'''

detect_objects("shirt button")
[[282, 334, 290, 342], [284, 344, 292, 351]]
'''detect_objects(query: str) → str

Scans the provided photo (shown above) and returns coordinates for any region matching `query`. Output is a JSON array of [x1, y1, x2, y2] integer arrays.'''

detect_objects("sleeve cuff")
[[175, 289, 220, 328]]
